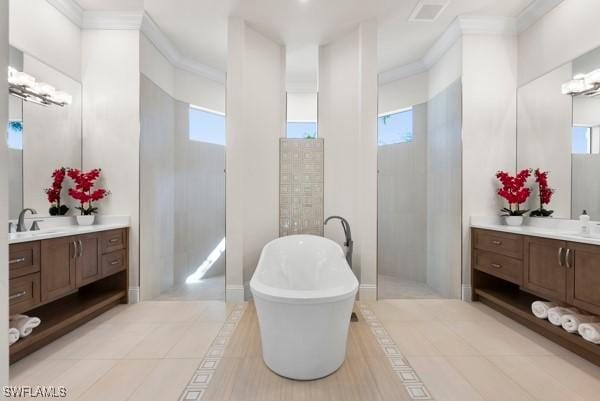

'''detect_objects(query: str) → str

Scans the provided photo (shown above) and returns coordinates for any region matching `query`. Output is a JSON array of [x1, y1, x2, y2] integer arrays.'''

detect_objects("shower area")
[[139, 73, 226, 302], [377, 79, 462, 299]]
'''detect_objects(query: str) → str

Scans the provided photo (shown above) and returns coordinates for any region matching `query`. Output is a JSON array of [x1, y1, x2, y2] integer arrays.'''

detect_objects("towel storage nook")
[[472, 228, 600, 366], [8, 228, 129, 363]]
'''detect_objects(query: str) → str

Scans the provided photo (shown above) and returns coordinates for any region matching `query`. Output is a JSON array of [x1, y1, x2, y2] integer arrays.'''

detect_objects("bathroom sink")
[[9, 228, 70, 241]]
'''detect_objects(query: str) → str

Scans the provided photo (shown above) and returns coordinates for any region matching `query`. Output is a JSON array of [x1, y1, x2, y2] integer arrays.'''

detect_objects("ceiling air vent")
[[408, 1, 449, 22]]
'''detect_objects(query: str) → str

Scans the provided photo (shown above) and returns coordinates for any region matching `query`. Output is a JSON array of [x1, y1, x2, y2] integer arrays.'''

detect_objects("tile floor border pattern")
[[358, 302, 435, 401], [178, 303, 247, 401]]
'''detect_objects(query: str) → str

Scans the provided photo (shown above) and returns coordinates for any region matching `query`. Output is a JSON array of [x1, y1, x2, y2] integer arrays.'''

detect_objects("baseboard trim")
[[128, 287, 140, 304], [226, 285, 245, 304], [462, 284, 472, 302], [359, 284, 377, 301]]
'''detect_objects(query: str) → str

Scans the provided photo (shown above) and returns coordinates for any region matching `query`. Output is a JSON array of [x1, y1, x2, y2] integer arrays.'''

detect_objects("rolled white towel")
[[561, 313, 599, 333], [531, 301, 558, 319], [547, 306, 578, 326], [8, 328, 19, 346], [578, 322, 600, 344], [10, 315, 41, 338]]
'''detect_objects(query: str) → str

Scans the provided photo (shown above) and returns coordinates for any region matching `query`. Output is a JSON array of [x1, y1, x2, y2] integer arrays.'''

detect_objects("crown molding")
[[516, 0, 564, 33], [44, 0, 226, 83], [378, 61, 427, 85], [46, 0, 83, 27]]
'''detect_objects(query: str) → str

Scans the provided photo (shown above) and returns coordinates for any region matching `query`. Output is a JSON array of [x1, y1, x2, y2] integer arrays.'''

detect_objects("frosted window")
[[378, 108, 413, 146], [189, 106, 226, 145]]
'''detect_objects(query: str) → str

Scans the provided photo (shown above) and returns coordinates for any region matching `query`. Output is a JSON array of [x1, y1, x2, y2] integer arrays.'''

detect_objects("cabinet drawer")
[[474, 229, 523, 259], [473, 250, 523, 285], [9, 273, 41, 315], [102, 250, 127, 277], [9, 242, 41, 279], [99, 230, 126, 254]]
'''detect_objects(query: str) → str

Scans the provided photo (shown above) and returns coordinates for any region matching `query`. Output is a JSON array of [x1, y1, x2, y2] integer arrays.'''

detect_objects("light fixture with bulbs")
[[7, 66, 72, 106]]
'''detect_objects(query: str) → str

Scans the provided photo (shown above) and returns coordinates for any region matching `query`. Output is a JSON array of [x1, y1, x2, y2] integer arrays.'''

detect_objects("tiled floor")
[[154, 275, 225, 301], [378, 274, 440, 299], [10, 299, 600, 401]]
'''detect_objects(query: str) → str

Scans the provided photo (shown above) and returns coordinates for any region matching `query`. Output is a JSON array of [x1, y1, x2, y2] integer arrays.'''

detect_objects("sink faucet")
[[16, 208, 37, 232], [324, 215, 353, 267]]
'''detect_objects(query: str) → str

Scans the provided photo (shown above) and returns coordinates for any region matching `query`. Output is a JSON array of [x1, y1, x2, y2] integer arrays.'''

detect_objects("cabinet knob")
[[491, 263, 502, 269], [491, 240, 502, 245], [110, 260, 120, 266], [109, 238, 119, 244], [9, 257, 26, 265]]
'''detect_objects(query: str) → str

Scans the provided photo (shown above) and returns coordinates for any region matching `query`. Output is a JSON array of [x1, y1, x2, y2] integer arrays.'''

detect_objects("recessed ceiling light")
[[409, 1, 450, 22]]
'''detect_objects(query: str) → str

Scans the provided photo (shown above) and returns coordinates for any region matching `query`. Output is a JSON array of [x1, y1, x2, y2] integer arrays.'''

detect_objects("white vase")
[[76, 215, 95, 226], [504, 216, 523, 226]]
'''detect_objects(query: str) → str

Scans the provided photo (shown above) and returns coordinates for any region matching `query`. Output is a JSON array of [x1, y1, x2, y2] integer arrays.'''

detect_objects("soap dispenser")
[[580, 210, 591, 237]]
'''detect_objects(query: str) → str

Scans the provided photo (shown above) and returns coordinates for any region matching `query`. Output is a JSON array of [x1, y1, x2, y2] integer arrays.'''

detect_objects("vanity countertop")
[[471, 216, 600, 246], [8, 216, 129, 245]]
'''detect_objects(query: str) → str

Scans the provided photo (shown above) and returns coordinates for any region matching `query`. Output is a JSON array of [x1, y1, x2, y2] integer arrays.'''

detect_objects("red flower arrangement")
[[530, 169, 555, 217], [496, 169, 532, 216], [67, 168, 109, 215], [44, 167, 69, 216]]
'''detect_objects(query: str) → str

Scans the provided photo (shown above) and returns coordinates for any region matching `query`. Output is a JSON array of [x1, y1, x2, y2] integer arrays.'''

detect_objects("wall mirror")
[[517, 46, 600, 220], [7, 45, 82, 220]]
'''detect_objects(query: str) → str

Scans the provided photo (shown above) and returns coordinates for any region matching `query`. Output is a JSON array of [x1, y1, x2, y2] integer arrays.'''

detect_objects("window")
[[378, 108, 413, 146], [286, 92, 318, 139], [189, 106, 226, 145], [7, 120, 23, 150], [572, 126, 600, 154], [287, 121, 317, 139]]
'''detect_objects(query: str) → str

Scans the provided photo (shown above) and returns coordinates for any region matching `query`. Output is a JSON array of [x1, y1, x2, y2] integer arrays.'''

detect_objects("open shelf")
[[9, 288, 126, 363], [475, 286, 600, 365]]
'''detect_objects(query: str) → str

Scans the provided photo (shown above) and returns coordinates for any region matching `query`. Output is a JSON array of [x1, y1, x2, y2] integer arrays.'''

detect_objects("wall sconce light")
[[7, 66, 72, 106]]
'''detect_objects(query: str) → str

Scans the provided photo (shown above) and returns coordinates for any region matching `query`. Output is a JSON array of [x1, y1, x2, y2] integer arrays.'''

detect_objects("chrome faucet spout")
[[17, 208, 37, 232], [324, 215, 353, 267]]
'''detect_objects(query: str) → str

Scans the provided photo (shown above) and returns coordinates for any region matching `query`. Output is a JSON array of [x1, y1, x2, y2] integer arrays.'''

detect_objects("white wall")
[[140, 34, 175, 99], [139, 75, 175, 300], [82, 30, 141, 301], [319, 21, 378, 299], [174, 101, 226, 284], [0, 0, 9, 386], [462, 34, 518, 297], [9, 0, 81, 80], [176, 68, 226, 113], [519, 0, 600, 86], [377, 103, 427, 285], [517, 63, 572, 218], [226, 18, 285, 301], [428, 40, 462, 100], [287, 92, 317, 122], [378, 72, 428, 114]]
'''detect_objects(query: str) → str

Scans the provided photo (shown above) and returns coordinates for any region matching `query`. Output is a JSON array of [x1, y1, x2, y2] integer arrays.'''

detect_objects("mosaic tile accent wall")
[[279, 138, 324, 236]]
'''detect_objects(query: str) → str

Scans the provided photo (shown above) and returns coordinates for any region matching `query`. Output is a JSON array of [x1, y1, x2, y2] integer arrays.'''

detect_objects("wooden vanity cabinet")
[[9, 228, 129, 363], [40, 236, 77, 302], [472, 228, 600, 367], [567, 242, 600, 315], [523, 236, 568, 302]]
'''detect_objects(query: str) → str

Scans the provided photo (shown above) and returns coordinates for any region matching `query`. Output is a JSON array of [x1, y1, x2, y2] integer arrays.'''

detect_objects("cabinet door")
[[41, 236, 77, 302], [567, 242, 600, 315], [523, 236, 567, 301], [76, 234, 101, 287]]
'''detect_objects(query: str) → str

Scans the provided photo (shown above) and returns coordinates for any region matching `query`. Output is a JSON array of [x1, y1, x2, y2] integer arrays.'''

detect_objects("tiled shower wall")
[[279, 139, 324, 236]]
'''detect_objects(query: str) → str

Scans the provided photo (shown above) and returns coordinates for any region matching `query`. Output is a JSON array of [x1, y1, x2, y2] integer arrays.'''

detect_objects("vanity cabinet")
[[472, 228, 600, 366], [40, 236, 77, 302], [523, 237, 568, 301], [567, 242, 600, 316], [9, 227, 129, 363]]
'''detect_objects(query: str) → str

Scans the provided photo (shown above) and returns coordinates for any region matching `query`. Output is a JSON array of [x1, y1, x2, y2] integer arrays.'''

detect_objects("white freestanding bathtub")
[[250, 235, 359, 380]]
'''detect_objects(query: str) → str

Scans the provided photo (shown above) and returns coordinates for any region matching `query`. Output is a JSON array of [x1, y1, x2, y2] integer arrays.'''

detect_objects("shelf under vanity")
[[471, 222, 600, 366], [8, 224, 129, 363]]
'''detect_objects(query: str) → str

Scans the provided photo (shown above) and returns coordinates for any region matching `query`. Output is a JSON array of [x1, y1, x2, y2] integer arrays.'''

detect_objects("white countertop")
[[471, 216, 600, 246], [8, 216, 129, 245]]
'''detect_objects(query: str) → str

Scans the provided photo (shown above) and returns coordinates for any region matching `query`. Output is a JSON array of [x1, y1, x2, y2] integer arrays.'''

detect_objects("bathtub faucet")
[[324, 216, 353, 267]]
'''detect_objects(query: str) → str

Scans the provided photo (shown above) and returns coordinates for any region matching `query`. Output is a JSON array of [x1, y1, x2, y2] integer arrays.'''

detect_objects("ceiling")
[[75, 0, 535, 76]]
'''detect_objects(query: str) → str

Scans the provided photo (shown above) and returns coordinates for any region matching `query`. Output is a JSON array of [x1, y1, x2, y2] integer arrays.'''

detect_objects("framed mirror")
[[517, 46, 600, 220], [7, 46, 82, 219]]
